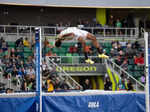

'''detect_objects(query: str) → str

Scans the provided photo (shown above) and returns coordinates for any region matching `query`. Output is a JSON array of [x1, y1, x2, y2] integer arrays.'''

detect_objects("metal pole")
[[35, 27, 42, 112], [39, 27, 42, 112], [144, 32, 149, 112]]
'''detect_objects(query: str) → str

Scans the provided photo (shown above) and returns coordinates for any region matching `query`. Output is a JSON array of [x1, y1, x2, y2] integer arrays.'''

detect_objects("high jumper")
[[55, 27, 108, 64]]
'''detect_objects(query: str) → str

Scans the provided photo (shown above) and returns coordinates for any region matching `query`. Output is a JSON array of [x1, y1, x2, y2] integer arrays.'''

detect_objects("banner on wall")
[[56, 64, 106, 73], [42, 93, 145, 112], [0, 97, 36, 112]]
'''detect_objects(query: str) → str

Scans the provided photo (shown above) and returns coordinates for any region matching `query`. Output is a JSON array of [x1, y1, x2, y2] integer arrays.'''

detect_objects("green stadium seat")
[[104, 43, 112, 48], [59, 53, 66, 56], [66, 53, 72, 63], [134, 65, 142, 71], [0, 52, 4, 58], [128, 71, 134, 76], [23, 53, 32, 58], [45, 48, 51, 53], [52, 48, 60, 53], [133, 71, 142, 78], [4, 51, 8, 56], [104, 48, 110, 54], [24, 47, 32, 53], [73, 53, 79, 56], [63, 42, 76, 47], [61, 57, 68, 63], [127, 65, 134, 71], [128, 59, 134, 65], [61, 48, 67, 53], [7, 41, 15, 47], [49, 41, 54, 46]]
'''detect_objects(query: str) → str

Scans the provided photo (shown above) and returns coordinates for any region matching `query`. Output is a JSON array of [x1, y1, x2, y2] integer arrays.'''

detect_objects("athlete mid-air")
[[55, 27, 108, 64]]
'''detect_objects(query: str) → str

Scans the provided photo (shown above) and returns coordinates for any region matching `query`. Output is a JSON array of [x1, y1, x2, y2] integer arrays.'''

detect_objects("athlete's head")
[[55, 39, 62, 47]]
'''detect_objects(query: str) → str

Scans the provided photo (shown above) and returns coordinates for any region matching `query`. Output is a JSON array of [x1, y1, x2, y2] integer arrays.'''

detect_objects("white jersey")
[[60, 27, 88, 40]]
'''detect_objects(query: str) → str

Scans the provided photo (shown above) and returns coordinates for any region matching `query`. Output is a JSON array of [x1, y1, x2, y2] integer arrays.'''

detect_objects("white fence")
[[0, 25, 139, 38]]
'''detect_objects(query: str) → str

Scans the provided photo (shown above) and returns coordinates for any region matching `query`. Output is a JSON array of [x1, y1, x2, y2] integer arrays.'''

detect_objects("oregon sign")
[[56, 64, 106, 73]]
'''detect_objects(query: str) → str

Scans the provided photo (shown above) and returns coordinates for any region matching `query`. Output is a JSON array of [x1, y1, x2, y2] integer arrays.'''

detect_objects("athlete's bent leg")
[[78, 37, 94, 64], [86, 33, 103, 53], [86, 33, 109, 58]]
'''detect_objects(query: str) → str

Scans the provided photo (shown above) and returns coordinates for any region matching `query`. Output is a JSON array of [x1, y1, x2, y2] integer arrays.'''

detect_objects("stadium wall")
[[0, 6, 96, 25], [0, 92, 145, 112]]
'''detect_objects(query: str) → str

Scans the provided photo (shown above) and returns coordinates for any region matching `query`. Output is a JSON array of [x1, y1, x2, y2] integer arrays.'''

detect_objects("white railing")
[[105, 58, 145, 91], [47, 56, 105, 64], [0, 25, 139, 38], [45, 57, 83, 90]]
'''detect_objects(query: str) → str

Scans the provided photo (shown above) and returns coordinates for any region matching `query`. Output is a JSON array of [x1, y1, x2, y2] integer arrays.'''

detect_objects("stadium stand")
[[0, 13, 145, 92], [0, 31, 144, 92]]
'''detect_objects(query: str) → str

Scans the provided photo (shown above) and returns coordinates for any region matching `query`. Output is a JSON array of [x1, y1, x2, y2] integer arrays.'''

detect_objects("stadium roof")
[[0, 0, 150, 8]]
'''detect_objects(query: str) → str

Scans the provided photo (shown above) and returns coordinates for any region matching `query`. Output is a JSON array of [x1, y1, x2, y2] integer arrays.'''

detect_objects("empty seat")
[[24, 47, 32, 53], [7, 41, 15, 47]]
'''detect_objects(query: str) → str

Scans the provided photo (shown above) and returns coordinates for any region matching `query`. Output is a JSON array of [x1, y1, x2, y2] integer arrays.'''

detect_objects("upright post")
[[35, 27, 42, 112], [145, 32, 150, 112]]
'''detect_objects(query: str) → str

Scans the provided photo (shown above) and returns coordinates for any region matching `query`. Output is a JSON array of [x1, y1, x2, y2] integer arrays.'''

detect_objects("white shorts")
[[60, 27, 88, 40]]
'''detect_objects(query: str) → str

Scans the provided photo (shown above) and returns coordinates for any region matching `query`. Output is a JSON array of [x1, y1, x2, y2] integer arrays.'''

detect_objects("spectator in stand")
[[26, 66, 35, 80], [27, 78, 35, 91], [60, 81, 69, 90], [44, 38, 54, 48], [117, 44, 123, 51], [18, 67, 27, 77], [125, 43, 134, 58], [46, 50, 57, 57], [19, 60, 25, 68], [121, 59, 128, 71], [18, 41, 24, 49], [116, 19, 122, 28], [0, 37, 4, 48], [27, 56, 35, 67], [140, 74, 145, 84], [6, 88, 14, 93], [10, 48, 16, 57], [1, 40, 8, 52], [15, 37, 23, 48], [10, 54, 16, 64], [116, 19, 122, 35], [69, 45, 77, 54], [134, 53, 144, 65], [82, 79, 92, 90], [47, 77, 54, 92], [108, 15, 115, 27], [133, 41, 140, 50], [85, 45, 92, 55], [127, 79, 134, 91], [104, 77, 112, 90], [54, 77, 62, 90], [110, 48, 115, 57], [23, 37, 30, 48], [84, 20, 91, 27], [21, 77, 27, 91], [115, 55, 123, 66], [118, 79, 127, 90], [16, 49, 22, 58], [11, 66, 18, 77]]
